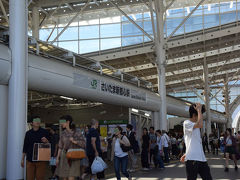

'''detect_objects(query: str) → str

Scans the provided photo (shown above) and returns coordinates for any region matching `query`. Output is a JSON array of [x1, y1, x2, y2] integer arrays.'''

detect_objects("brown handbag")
[[66, 148, 86, 160]]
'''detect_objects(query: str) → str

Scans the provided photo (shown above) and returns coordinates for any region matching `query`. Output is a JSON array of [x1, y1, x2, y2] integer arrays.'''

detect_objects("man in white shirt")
[[180, 103, 212, 180], [161, 130, 170, 163]]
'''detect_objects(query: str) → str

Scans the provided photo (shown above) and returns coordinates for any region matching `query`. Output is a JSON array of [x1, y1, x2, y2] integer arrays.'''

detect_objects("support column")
[[32, 6, 39, 39], [7, 0, 28, 179], [0, 85, 8, 179], [153, 111, 160, 130], [154, 0, 167, 131], [223, 77, 231, 128], [203, 54, 211, 137]]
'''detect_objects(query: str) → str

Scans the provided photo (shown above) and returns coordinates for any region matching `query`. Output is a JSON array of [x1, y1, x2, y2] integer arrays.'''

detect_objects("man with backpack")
[[126, 124, 139, 172]]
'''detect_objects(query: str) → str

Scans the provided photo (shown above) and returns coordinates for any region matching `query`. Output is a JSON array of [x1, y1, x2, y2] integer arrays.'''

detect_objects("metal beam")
[[65, 3, 74, 11], [50, 0, 91, 44], [149, 0, 157, 43], [0, 0, 8, 24], [39, 7, 48, 15], [167, 0, 205, 41], [165, 0, 176, 11], [110, 1, 154, 41], [40, 0, 65, 28]]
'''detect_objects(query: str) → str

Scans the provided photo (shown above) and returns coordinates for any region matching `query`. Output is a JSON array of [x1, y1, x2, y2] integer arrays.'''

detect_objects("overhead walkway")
[[0, 25, 225, 123], [85, 21, 240, 90]]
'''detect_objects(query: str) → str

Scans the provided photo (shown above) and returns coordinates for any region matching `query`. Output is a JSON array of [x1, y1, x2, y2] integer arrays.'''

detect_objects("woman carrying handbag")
[[55, 115, 86, 180], [111, 126, 132, 180]]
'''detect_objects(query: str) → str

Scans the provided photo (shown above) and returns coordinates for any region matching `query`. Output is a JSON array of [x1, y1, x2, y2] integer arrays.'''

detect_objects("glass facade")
[[168, 81, 240, 113], [38, 1, 240, 54]]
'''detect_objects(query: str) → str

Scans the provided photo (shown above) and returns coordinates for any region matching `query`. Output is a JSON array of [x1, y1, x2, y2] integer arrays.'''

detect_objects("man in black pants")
[[86, 119, 104, 180], [180, 103, 212, 180]]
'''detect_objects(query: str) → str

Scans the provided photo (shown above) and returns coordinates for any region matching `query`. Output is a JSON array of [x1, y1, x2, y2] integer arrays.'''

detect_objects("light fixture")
[[132, 108, 139, 113], [166, 10, 169, 16], [230, 1, 233, 9], [132, 14, 136, 20], [186, 7, 190, 14], [208, 4, 211, 11], [60, 96, 74, 101], [145, 113, 150, 117]]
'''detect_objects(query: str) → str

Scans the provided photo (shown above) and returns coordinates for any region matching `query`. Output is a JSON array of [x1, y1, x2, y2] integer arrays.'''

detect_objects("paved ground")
[[106, 154, 240, 180]]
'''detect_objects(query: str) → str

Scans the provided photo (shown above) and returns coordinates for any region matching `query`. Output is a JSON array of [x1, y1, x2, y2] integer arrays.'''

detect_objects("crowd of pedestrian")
[[20, 112, 240, 180]]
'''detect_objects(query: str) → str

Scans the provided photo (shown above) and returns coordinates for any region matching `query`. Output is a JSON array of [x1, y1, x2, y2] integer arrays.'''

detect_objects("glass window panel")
[[187, 6, 202, 16], [39, 28, 57, 42], [122, 13, 143, 21], [100, 23, 121, 38], [144, 21, 153, 34], [100, 38, 121, 50], [58, 16, 78, 27], [144, 35, 153, 42], [100, 16, 121, 24], [122, 36, 143, 46], [220, 2, 236, 13], [122, 22, 143, 36], [88, 19, 99, 25], [58, 27, 78, 41], [203, 3, 220, 15], [79, 25, 99, 39], [144, 12, 151, 19], [220, 12, 237, 25], [204, 14, 220, 28], [168, 8, 184, 18], [58, 41, 78, 53], [79, 39, 99, 54], [166, 18, 184, 36], [185, 16, 203, 33]]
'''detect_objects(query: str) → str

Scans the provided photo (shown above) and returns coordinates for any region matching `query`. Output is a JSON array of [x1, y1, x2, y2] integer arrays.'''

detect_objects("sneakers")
[[235, 166, 238, 171], [224, 167, 229, 172], [128, 169, 135, 172]]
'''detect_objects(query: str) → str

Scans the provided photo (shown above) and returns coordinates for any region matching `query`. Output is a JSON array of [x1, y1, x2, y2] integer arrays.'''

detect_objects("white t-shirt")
[[114, 138, 128, 158], [183, 120, 206, 162], [161, 134, 169, 147], [157, 136, 163, 150]]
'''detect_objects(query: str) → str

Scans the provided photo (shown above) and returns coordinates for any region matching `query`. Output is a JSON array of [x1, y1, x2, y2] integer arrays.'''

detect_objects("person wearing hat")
[[21, 116, 50, 180], [180, 103, 212, 180]]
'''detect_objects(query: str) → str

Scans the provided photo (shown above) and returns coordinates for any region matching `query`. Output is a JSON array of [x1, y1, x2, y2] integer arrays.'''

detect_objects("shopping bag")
[[32, 143, 51, 161], [91, 156, 107, 174]]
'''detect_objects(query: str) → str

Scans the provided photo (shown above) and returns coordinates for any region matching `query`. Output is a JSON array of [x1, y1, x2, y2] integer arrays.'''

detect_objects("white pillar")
[[0, 85, 8, 179], [32, 6, 39, 39], [154, 0, 167, 131], [203, 54, 211, 137], [153, 111, 160, 130], [7, 0, 28, 179]]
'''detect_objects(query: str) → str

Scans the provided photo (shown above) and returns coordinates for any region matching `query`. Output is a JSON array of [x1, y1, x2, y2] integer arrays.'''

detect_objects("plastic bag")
[[91, 156, 107, 174], [49, 157, 56, 166]]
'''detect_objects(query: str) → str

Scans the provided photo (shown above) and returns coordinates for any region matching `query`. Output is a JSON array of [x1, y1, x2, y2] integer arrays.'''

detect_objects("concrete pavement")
[[106, 154, 240, 180]]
